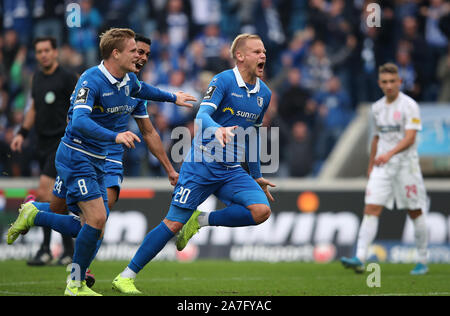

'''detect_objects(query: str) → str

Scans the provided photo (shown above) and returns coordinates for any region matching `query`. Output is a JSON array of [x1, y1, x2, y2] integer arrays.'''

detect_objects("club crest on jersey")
[[74, 88, 89, 104], [125, 85, 130, 96], [257, 96, 263, 107]]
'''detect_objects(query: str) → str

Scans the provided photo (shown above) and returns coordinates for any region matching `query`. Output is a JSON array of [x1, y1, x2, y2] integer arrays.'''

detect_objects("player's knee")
[[163, 219, 184, 234], [249, 204, 271, 225], [90, 212, 107, 229]]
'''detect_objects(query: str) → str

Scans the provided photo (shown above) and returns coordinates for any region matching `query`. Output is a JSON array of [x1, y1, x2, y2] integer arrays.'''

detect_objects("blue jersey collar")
[[233, 66, 260, 95], [98, 61, 130, 88]]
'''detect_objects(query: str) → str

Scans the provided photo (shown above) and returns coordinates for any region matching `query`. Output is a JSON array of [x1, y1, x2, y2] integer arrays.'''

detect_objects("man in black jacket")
[[10, 36, 78, 266]]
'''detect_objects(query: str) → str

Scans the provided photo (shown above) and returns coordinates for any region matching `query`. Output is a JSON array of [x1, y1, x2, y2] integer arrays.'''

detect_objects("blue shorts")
[[52, 155, 121, 212], [104, 158, 123, 198], [166, 161, 269, 224], [53, 175, 67, 200], [55, 143, 107, 212]]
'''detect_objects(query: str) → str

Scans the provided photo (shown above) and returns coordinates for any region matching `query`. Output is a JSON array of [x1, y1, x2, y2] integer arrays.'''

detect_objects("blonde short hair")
[[230, 33, 262, 60], [378, 62, 399, 75], [99, 28, 136, 60]]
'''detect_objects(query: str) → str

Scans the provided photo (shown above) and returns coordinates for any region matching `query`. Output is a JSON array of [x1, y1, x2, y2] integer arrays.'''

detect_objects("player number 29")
[[78, 179, 89, 195], [174, 186, 191, 204]]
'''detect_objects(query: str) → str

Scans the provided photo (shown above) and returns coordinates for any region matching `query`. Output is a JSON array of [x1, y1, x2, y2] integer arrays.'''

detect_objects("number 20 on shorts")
[[174, 186, 191, 204]]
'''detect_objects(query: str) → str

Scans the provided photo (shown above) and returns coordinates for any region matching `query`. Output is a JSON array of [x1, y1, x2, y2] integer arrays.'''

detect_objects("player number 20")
[[174, 186, 191, 204], [78, 179, 89, 195]]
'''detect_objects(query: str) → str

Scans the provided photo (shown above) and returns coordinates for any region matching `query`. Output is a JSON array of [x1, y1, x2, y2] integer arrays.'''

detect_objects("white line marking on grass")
[[0, 280, 62, 286], [345, 292, 450, 296], [0, 290, 40, 296]]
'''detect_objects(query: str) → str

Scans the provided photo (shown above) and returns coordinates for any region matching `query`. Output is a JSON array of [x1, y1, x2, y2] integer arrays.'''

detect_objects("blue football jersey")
[[192, 66, 272, 166], [106, 97, 148, 163], [61, 62, 145, 158]]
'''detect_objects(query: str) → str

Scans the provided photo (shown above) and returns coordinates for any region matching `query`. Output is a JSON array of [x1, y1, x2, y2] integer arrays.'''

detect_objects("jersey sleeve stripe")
[[132, 114, 149, 118], [73, 105, 93, 111], [200, 102, 217, 110]]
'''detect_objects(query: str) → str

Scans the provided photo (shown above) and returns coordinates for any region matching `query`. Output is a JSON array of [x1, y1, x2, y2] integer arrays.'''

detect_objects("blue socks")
[[88, 238, 103, 266], [208, 204, 256, 227], [32, 202, 52, 213], [71, 224, 101, 281], [31, 202, 104, 281], [124, 206, 257, 276], [34, 211, 82, 238], [128, 222, 174, 274]]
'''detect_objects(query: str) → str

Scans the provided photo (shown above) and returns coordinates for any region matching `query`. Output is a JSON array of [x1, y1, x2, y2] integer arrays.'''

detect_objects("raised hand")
[[115, 131, 141, 149], [214, 126, 237, 147], [168, 171, 179, 186], [255, 177, 276, 202], [174, 91, 197, 108]]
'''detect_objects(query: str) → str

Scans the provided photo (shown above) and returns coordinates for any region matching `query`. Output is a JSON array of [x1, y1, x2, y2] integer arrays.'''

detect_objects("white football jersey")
[[371, 92, 422, 163]]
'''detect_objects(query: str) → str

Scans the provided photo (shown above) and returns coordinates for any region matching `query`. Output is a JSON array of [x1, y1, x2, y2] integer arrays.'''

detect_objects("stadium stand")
[[0, 0, 449, 179]]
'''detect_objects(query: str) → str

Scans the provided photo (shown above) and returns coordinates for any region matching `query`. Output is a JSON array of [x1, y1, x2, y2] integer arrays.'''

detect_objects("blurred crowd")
[[0, 0, 449, 179]]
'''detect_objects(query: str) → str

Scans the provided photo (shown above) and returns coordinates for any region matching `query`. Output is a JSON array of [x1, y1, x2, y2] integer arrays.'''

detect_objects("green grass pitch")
[[0, 260, 449, 296]]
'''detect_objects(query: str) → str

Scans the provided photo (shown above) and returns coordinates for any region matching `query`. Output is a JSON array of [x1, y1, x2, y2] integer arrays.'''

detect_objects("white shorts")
[[365, 159, 427, 210]]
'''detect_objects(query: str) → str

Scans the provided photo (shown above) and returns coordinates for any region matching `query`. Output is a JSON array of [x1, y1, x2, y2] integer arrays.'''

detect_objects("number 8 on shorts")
[[78, 179, 89, 196]]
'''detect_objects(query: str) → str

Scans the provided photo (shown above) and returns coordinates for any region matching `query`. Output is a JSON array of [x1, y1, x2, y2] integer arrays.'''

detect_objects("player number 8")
[[174, 186, 191, 204], [78, 179, 88, 195]]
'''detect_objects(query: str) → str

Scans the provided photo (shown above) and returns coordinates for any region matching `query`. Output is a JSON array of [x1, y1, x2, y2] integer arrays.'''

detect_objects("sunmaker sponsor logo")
[[236, 110, 259, 120]]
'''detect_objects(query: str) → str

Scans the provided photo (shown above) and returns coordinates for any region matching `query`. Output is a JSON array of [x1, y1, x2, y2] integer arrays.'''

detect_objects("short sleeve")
[[404, 101, 422, 131], [132, 99, 149, 118]]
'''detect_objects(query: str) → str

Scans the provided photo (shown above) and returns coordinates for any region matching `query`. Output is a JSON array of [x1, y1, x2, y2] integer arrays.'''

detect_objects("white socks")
[[355, 213, 428, 264], [355, 214, 379, 262], [121, 267, 137, 279], [412, 214, 428, 264], [197, 212, 210, 227]]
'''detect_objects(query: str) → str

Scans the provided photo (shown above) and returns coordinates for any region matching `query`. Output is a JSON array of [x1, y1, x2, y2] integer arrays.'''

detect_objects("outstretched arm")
[[135, 117, 178, 186], [135, 82, 197, 108]]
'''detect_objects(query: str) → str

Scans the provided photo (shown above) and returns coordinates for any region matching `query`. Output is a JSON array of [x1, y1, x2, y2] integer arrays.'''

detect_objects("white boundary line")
[[1, 279, 449, 296], [346, 292, 450, 296]]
